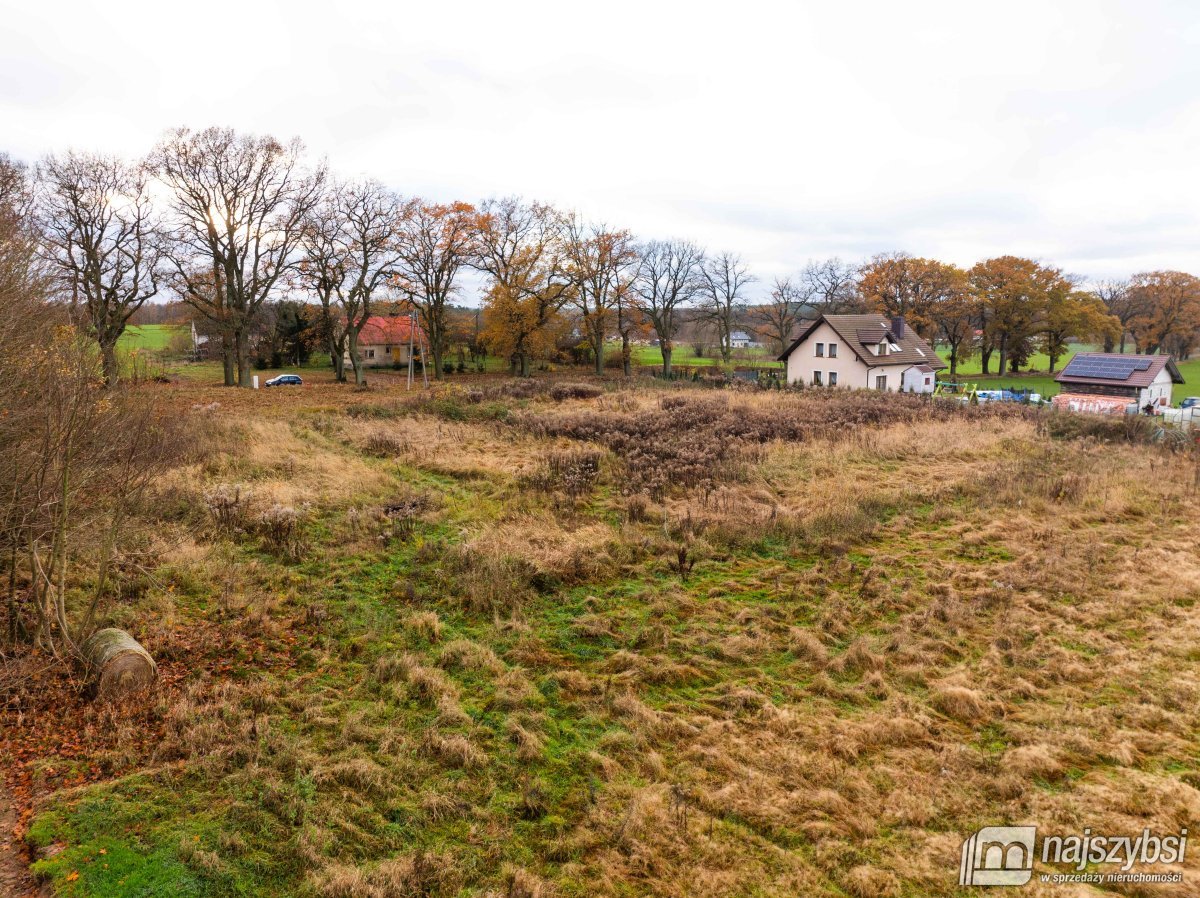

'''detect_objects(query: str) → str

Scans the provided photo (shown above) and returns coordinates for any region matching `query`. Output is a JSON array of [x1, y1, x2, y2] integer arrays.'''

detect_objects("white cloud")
[[4, 0, 1200, 299]]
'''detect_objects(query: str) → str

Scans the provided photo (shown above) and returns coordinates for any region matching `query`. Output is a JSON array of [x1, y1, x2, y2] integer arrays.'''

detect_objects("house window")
[[365, 348, 375, 359], [815, 342, 824, 357], [829, 372, 838, 386], [828, 343, 837, 358], [878, 342, 888, 356], [875, 374, 888, 390], [813, 371, 823, 386]]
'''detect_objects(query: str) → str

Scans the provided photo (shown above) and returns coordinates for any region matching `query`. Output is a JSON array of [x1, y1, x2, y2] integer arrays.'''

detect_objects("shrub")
[[255, 503, 308, 560], [527, 449, 604, 497], [203, 484, 254, 531], [549, 382, 604, 401], [363, 431, 408, 457]]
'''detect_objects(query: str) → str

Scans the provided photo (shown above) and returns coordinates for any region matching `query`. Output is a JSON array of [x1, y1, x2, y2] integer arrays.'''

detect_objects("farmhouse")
[[778, 314, 945, 391], [1051, 353, 1183, 414], [730, 330, 760, 349], [346, 315, 423, 368]]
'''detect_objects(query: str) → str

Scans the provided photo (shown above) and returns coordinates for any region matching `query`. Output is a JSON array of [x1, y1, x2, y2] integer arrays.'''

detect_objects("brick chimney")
[[891, 316, 905, 339]]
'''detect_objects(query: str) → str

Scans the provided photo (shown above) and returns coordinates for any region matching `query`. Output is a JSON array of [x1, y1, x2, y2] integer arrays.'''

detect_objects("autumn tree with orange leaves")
[[858, 252, 963, 337], [1041, 287, 1119, 372], [472, 198, 575, 376], [969, 256, 1071, 375], [1125, 270, 1200, 358], [926, 278, 976, 377]]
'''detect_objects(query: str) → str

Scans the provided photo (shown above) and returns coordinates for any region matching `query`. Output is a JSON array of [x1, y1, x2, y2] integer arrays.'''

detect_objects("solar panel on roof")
[[1063, 355, 1156, 380]]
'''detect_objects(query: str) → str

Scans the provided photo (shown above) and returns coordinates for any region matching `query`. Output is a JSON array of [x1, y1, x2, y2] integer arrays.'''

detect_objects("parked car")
[[264, 374, 303, 387], [1180, 397, 1200, 409]]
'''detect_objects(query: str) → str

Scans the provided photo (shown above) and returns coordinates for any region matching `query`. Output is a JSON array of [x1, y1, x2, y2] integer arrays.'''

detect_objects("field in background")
[[118, 324, 188, 353], [5, 377, 1199, 897], [625, 343, 780, 369]]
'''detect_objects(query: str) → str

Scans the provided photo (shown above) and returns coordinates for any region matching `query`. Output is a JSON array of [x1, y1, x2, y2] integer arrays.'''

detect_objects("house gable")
[[779, 314, 945, 388]]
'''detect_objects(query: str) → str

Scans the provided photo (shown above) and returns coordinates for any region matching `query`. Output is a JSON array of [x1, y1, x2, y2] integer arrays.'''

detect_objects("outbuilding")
[[1051, 353, 1183, 414]]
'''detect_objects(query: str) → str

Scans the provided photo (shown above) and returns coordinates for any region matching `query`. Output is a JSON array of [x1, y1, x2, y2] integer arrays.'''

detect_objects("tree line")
[[10, 126, 1200, 388]]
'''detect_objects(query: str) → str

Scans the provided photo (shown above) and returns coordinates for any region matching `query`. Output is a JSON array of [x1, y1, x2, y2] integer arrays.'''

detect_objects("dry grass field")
[[5, 374, 1200, 897]]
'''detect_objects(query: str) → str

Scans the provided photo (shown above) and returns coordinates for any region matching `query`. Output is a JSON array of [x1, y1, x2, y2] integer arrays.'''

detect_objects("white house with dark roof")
[[777, 314, 945, 391], [1051, 353, 1183, 414]]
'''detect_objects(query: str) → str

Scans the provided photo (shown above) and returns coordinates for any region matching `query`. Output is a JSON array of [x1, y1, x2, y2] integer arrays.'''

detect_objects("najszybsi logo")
[[960, 826, 1037, 886], [959, 825, 1189, 887]]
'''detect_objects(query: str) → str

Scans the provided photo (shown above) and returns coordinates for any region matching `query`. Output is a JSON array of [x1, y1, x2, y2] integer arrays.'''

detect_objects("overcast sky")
[[5, 0, 1200, 301]]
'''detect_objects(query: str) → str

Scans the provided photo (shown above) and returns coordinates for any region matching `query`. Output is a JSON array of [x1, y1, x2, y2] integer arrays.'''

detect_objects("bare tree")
[[1094, 278, 1139, 352], [37, 151, 164, 386], [566, 220, 637, 375], [0, 154, 41, 312], [613, 265, 642, 377], [297, 188, 350, 381], [699, 251, 755, 365], [392, 199, 476, 379], [802, 257, 860, 314], [2, 155, 179, 656], [150, 127, 325, 387], [754, 276, 808, 354], [0, 154, 49, 643], [633, 239, 705, 377], [330, 180, 404, 386]]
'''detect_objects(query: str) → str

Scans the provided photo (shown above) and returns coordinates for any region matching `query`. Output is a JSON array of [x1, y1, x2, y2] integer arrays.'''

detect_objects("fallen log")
[[81, 628, 157, 700]]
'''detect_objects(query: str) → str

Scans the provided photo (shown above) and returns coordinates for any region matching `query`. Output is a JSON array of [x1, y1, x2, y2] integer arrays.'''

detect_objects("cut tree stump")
[[81, 628, 157, 700]]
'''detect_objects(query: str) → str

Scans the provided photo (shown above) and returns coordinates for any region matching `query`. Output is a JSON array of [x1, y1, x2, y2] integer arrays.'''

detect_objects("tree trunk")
[[431, 338, 444, 381], [997, 335, 1008, 381], [661, 342, 673, 378], [520, 353, 531, 377], [1119, 332, 1127, 353], [593, 331, 605, 376], [82, 628, 157, 700], [236, 330, 251, 387], [980, 347, 992, 376], [348, 330, 365, 386], [99, 341, 120, 388], [221, 332, 236, 386], [621, 334, 632, 377]]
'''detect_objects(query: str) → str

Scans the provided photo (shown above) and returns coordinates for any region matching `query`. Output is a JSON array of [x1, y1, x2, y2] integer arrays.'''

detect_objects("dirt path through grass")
[[0, 783, 44, 898]]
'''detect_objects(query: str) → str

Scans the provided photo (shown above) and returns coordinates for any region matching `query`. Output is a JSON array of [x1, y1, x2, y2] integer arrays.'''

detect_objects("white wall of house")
[[1137, 367, 1175, 407], [784, 322, 935, 390], [346, 344, 416, 368], [901, 366, 936, 393], [785, 322, 868, 387]]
